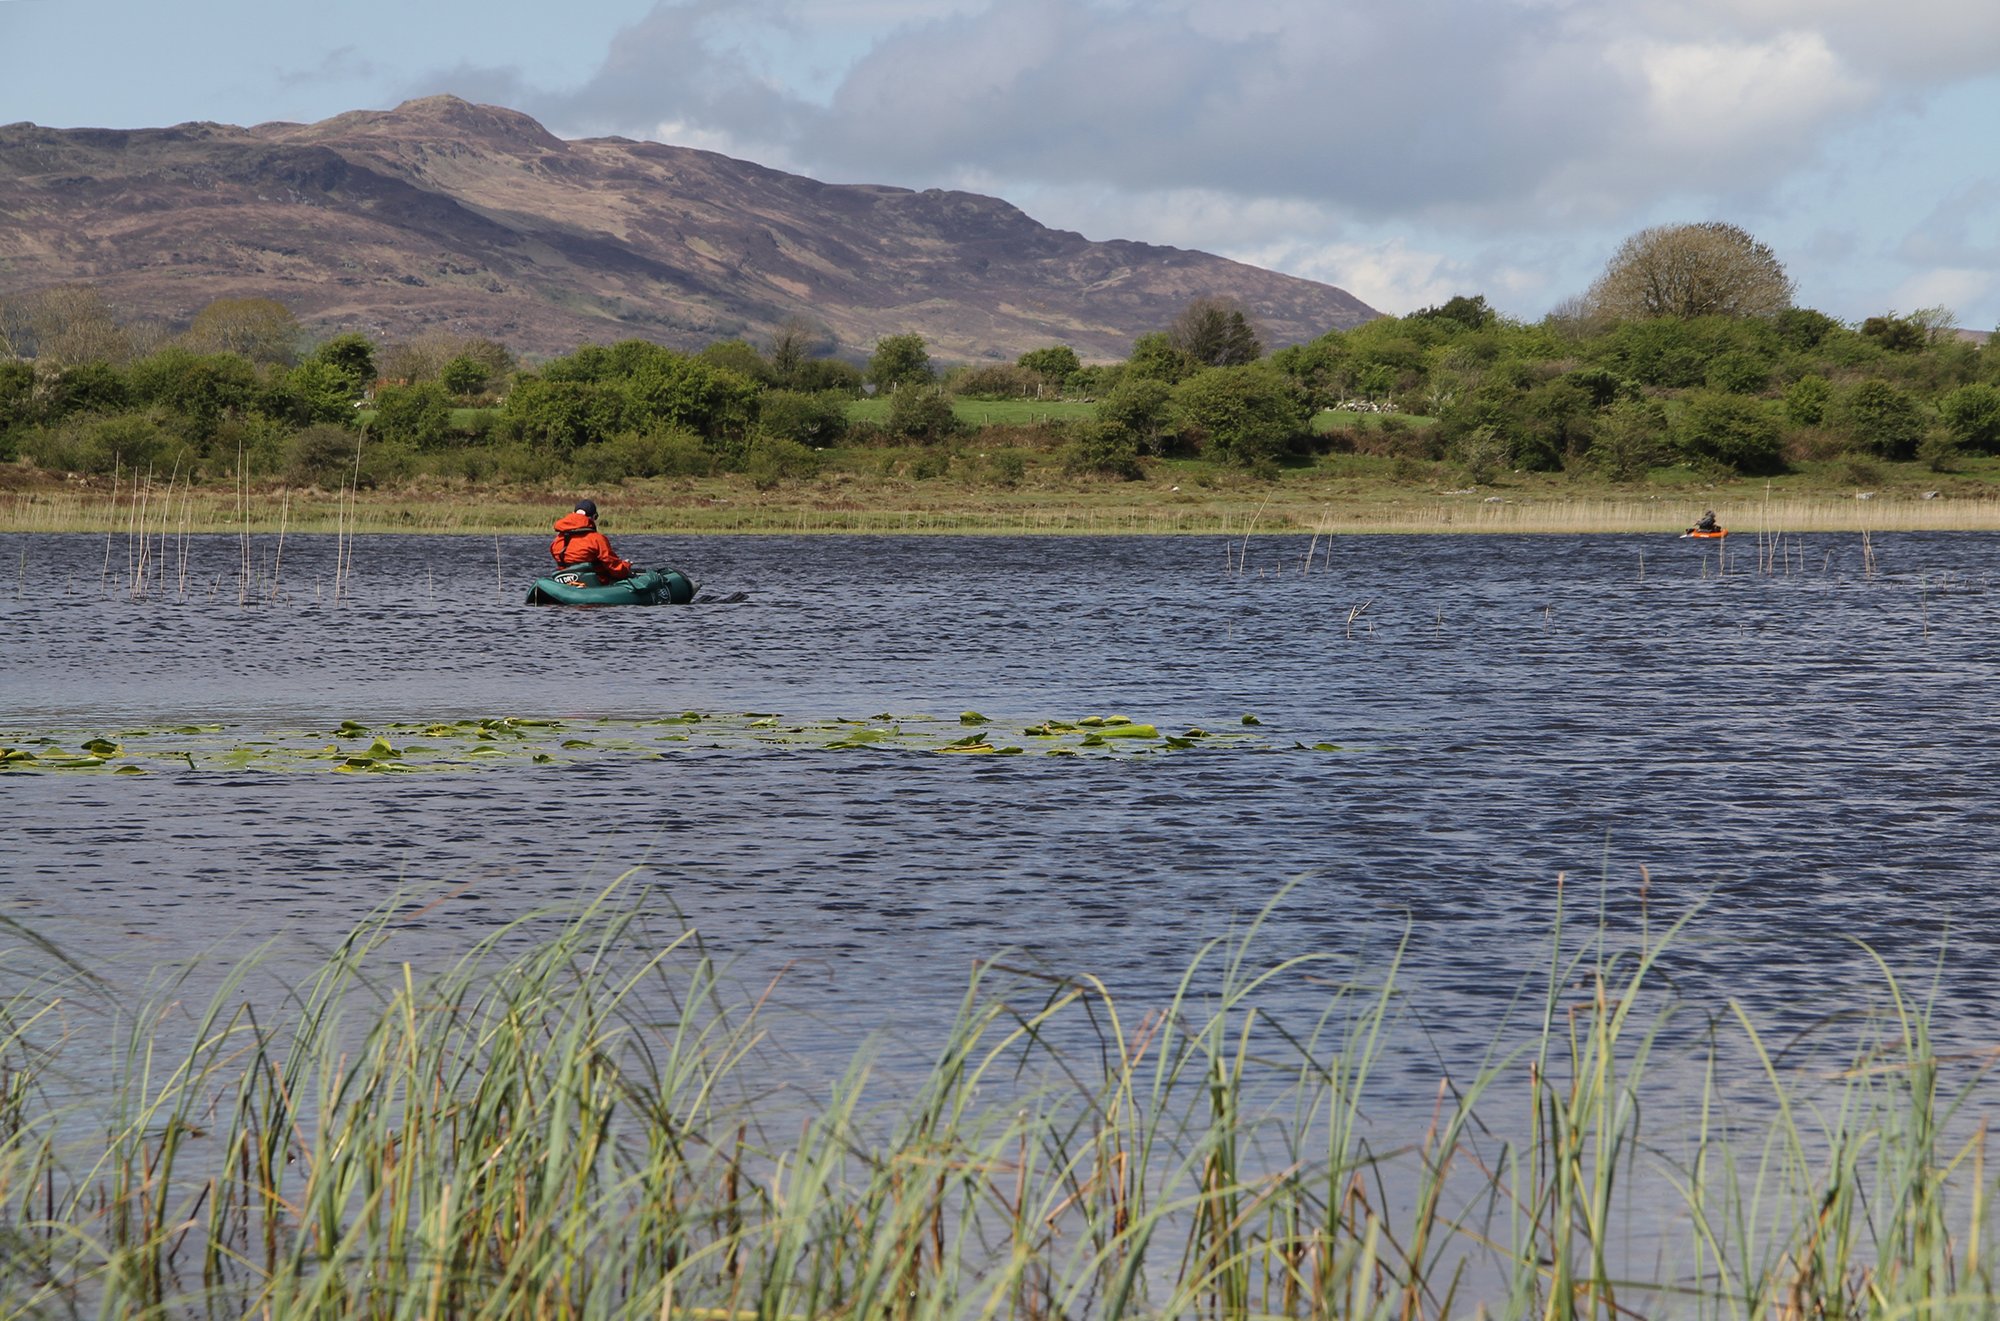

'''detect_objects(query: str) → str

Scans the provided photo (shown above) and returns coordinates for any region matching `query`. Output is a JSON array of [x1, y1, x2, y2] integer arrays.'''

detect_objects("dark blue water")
[[4, 529, 1999, 1102]]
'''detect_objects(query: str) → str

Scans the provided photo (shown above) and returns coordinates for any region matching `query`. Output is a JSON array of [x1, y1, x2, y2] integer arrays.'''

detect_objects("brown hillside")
[[0, 95, 1380, 361]]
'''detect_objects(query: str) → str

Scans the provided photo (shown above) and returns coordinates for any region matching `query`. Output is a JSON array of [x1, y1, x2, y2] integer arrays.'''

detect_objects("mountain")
[[0, 96, 1379, 362]]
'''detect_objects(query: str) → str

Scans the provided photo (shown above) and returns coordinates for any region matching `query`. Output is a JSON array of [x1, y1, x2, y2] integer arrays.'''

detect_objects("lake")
[[4, 527, 1999, 1108]]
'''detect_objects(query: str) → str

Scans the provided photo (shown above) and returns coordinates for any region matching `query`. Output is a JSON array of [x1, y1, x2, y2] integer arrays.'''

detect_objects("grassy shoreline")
[[11, 462, 2000, 536], [0, 880, 1988, 1318]]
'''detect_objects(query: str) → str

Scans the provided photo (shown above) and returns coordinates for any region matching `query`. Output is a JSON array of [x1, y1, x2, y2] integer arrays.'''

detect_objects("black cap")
[[574, 499, 597, 518]]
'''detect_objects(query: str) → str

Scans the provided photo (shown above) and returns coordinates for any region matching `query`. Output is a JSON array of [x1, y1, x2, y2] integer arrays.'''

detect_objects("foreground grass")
[[11, 446, 2000, 536], [0, 879, 1993, 1318]]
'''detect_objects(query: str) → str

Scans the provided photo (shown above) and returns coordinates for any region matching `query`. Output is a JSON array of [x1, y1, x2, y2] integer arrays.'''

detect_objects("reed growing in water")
[[0, 880, 1990, 1318]]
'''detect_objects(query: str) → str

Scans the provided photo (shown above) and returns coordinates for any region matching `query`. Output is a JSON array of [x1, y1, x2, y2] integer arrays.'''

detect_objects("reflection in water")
[[4, 530, 2000, 1096]]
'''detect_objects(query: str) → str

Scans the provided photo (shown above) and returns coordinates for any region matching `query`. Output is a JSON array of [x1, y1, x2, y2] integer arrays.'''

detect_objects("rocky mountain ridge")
[[0, 95, 1380, 361]]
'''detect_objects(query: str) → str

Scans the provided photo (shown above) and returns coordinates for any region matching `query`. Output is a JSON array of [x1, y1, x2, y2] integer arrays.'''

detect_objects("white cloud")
[[1617, 32, 1871, 156], [488, 0, 2000, 325], [1886, 269, 1992, 321]]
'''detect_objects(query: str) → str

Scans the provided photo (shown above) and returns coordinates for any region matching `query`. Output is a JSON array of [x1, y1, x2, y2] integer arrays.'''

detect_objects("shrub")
[[1446, 425, 1509, 484], [1706, 351, 1771, 394], [743, 435, 823, 488], [370, 381, 454, 449], [1784, 374, 1831, 426], [756, 390, 850, 446], [1061, 422, 1143, 479], [1587, 399, 1666, 481], [1828, 379, 1929, 461], [1673, 392, 1785, 475], [1169, 365, 1305, 465], [980, 450, 1028, 486], [286, 423, 361, 486], [1939, 383, 2000, 453], [570, 429, 719, 483], [1095, 378, 1175, 454], [884, 383, 963, 441], [948, 363, 1037, 399]]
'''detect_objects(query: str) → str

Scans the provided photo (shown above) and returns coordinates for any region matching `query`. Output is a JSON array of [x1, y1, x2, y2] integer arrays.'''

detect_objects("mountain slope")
[[0, 95, 1380, 360]]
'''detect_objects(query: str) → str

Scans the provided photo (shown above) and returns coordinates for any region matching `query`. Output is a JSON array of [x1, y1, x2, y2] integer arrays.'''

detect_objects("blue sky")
[[4, 0, 1998, 331]]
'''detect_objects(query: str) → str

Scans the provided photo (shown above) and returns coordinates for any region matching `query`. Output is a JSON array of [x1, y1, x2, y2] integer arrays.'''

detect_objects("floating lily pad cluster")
[[2, 711, 1346, 774]]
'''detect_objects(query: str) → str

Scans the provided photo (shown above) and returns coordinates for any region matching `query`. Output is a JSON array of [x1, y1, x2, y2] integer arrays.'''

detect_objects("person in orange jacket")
[[549, 499, 636, 583]]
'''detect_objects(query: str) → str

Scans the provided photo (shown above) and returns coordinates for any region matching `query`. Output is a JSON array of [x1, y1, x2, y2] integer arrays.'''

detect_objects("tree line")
[[4, 223, 1998, 493]]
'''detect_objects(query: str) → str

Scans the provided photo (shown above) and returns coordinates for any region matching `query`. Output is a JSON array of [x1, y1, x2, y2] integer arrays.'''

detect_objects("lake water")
[[4, 527, 2000, 1112]]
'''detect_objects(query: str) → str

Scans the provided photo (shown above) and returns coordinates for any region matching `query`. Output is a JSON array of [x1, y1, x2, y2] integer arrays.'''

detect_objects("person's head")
[[574, 499, 598, 521]]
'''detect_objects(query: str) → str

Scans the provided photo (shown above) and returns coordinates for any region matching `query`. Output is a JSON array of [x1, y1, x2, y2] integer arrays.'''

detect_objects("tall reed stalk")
[[0, 879, 1994, 1318]]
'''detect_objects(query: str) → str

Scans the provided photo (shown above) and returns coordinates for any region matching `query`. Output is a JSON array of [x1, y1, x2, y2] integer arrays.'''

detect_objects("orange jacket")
[[549, 511, 634, 582]]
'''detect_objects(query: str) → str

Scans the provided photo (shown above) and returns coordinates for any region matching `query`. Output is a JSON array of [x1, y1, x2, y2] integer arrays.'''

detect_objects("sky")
[[4, 0, 1998, 332]]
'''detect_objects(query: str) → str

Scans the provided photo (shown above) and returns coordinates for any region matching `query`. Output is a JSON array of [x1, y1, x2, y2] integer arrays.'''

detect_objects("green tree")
[[503, 376, 624, 452], [792, 358, 864, 394], [1124, 331, 1194, 385], [126, 348, 260, 442], [1859, 314, 1928, 353], [1586, 222, 1794, 320], [1828, 379, 1929, 460], [1673, 392, 1784, 474], [1410, 294, 1496, 333], [1270, 332, 1348, 411], [757, 390, 851, 446], [1784, 375, 1832, 426], [371, 381, 455, 449], [1939, 383, 2000, 453], [1168, 297, 1263, 367], [698, 339, 776, 385], [1017, 345, 1081, 396], [866, 334, 934, 391], [884, 382, 962, 441], [439, 355, 491, 397], [309, 334, 378, 394], [270, 360, 362, 426], [182, 297, 301, 365], [1169, 365, 1304, 465], [625, 358, 759, 439], [1589, 398, 1667, 481], [1095, 378, 1175, 454]]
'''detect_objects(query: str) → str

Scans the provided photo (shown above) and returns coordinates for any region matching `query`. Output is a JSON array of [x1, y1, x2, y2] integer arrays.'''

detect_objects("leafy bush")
[[1095, 378, 1175, 454], [1706, 351, 1770, 394], [756, 390, 850, 446], [1061, 422, 1143, 479], [18, 410, 185, 476], [743, 435, 823, 488], [369, 381, 454, 449], [1939, 383, 2000, 453], [1169, 365, 1305, 465], [1783, 374, 1831, 426], [948, 363, 1037, 399], [1828, 379, 1929, 461], [884, 383, 963, 441], [570, 429, 719, 483], [1673, 392, 1785, 475], [1446, 426, 1509, 484], [1587, 399, 1666, 481], [286, 423, 361, 486]]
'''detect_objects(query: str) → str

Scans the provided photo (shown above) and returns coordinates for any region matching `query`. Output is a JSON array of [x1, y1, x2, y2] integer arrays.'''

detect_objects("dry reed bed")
[[0, 880, 1992, 1319], [13, 481, 2000, 536]]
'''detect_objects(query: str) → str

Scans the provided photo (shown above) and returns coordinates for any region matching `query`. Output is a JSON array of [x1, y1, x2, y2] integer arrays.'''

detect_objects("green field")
[[845, 395, 1098, 427]]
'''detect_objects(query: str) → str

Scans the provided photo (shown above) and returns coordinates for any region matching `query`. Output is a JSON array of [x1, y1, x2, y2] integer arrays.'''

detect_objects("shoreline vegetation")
[[11, 464, 2000, 536], [0, 880, 1990, 1318], [6, 277, 2000, 539]]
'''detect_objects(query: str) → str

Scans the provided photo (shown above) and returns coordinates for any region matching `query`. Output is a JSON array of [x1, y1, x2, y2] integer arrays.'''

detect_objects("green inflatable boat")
[[526, 566, 699, 606]]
